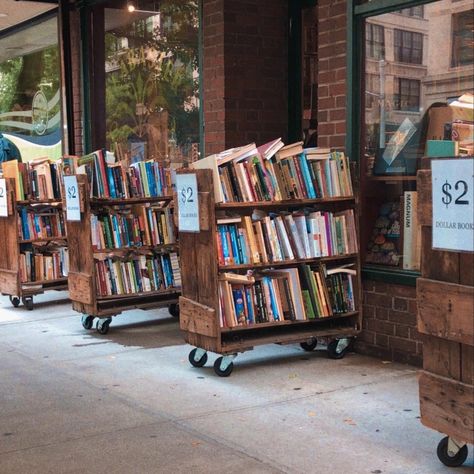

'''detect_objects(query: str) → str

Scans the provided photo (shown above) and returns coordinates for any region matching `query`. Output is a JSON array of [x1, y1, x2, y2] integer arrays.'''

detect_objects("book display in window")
[[65, 157, 181, 335], [0, 158, 71, 310], [178, 142, 361, 377]]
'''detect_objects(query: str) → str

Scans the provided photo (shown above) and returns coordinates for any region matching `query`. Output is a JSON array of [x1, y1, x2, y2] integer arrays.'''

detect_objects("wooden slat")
[[422, 337, 461, 381], [68, 271, 94, 305], [461, 345, 474, 385], [0, 268, 19, 296], [179, 296, 217, 338], [419, 371, 474, 445], [417, 170, 432, 227], [417, 278, 474, 346]]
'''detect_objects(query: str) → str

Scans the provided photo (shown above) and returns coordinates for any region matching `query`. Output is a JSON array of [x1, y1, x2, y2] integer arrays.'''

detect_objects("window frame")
[[347, 0, 434, 287], [393, 28, 423, 64], [451, 9, 474, 68]]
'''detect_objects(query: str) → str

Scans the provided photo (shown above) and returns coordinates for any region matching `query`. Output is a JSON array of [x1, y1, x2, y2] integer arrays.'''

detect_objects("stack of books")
[[90, 205, 176, 250], [20, 247, 69, 282], [18, 207, 66, 241], [218, 264, 356, 328], [1, 157, 75, 201], [191, 139, 353, 203], [78, 150, 173, 199], [216, 209, 357, 265], [94, 252, 181, 297]]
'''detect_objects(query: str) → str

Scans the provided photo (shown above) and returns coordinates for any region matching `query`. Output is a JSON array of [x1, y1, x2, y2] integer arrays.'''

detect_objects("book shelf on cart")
[[178, 169, 362, 376], [0, 178, 68, 310], [65, 174, 180, 334]]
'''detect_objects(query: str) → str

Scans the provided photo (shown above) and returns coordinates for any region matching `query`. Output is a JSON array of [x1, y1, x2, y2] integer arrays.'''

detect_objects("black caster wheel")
[[9, 296, 20, 308], [300, 338, 317, 351], [168, 303, 180, 318], [437, 437, 468, 467], [188, 348, 208, 368], [96, 318, 111, 335], [214, 357, 234, 377], [22, 297, 33, 311], [81, 315, 94, 330], [327, 339, 351, 359]]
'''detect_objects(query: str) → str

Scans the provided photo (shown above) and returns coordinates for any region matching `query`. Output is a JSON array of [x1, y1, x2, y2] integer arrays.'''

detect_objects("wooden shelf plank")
[[20, 237, 67, 244], [93, 243, 178, 255], [96, 287, 181, 301], [366, 176, 417, 182], [220, 311, 358, 333], [216, 196, 355, 209], [22, 277, 68, 286], [17, 199, 63, 205], [90, 195, 173, 206], [219, 253, 358, 271]]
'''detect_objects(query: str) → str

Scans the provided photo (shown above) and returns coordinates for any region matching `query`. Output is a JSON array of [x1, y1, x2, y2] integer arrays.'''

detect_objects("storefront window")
[[361, 0, 474, 272], [0, 16, 62, 162], [104, 1, 200, 167]]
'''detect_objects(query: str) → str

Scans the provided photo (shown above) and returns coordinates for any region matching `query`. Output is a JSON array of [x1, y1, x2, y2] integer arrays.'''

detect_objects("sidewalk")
[[0, 292, 472, 474]]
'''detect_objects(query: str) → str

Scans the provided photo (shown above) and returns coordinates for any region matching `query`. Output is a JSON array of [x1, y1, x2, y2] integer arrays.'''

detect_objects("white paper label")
[[432, 158, 474, 252], [176, 173, 199, 232], [0, 178, 8, 217], [64, 175, 81, 222]]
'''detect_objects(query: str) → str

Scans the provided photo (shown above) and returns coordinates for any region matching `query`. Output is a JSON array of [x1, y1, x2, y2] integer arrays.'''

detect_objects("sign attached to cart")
[[176, 173, 200, 232], [64, 175, 81, 222], [432, 158, 474, 252], [0, 178, 8, 217]]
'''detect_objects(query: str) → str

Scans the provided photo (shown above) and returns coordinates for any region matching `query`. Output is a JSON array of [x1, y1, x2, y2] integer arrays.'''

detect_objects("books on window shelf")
[[218, 264, 356, 328], [1, 157, 74, 201], [94, 252, 181, 297], [20, 247, 69, 283], [18, 206, 66, 241], [191, 140, 353, 203], [216, 208, 358, 266], [77, 149, 173, 199], [90, 204, 176, 250]]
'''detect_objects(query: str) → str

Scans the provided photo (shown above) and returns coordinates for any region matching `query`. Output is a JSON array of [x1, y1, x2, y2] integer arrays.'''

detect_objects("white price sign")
[[64, 175, 81, 222], [0, 178, 8, 217], [432, 158, 474, 252], [176, 173, 199, 232]]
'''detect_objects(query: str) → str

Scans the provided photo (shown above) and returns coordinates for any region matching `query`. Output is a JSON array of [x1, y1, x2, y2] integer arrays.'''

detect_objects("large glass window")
[[361, 1, 474, 272], [366, 23, 385, 60], [104, 1, 200, 166], [0, 16, 62, 162]]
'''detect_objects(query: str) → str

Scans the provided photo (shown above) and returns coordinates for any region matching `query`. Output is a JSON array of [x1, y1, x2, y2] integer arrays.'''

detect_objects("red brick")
[[389, 309, 417, 326], [375, 307, 389, 320], [363, 304, 375, 319], [375, 333, 389, 348], [389, 336, 417, 354], [395, 325, 410, 338], [393, 297, 408, 312], [365, 292, 392, 308]]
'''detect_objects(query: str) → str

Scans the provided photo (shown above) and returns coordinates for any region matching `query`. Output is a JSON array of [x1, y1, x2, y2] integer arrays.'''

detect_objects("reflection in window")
[[395, 78, 421, 111], [452, 9, 474, 67], [0, 16, 62, 162], [366, 24, 385, 59], [394, 29, 423, 64], [105, 1, 200, 167], [396, 6, 424, 18], [361, 0, 474, 272]]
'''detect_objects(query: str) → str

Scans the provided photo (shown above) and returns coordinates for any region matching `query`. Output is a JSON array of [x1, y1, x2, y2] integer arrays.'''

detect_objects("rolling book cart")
[[416, 159, 473, 467], [66, 175, 181, 334], [0, 178, 68, 310], [177, 169, 362, 377]]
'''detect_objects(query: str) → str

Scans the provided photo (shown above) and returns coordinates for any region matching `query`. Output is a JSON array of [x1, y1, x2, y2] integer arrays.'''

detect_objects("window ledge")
[[362, 264, 420, 286]]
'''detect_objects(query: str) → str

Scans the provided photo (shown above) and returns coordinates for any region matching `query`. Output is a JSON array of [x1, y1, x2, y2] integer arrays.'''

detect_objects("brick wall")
[[317, 0, 347, 150], [202, 0, 288, 155], [355, 280, 422, 366]]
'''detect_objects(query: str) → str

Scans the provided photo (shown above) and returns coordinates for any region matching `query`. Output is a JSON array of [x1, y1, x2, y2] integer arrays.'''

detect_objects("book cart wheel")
[[81, 315, 94, 330], [327, 338, 352, 359], [21, 296, 33, 311], [168, 303, 180, 318], [188, 348, 208, 368], [300, 337, 317, 352], [214, 356, 235, 377], [96, 318, 112, 335], [437, 437, 468, 467], [9, 296, 20, 308]]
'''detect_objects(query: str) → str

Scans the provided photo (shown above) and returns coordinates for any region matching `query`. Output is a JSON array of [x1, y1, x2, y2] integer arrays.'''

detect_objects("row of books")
[[90, 205, 176, 250], [94, 252, 181, 297], [2, 157, 74, 201], [218, 265, 356, 328], [79, 150, 173, 199], [191, 139, 353, 203], [216, 209, 357, 266], [19, 247, 69, 283], [18, 207, 66, 241]]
